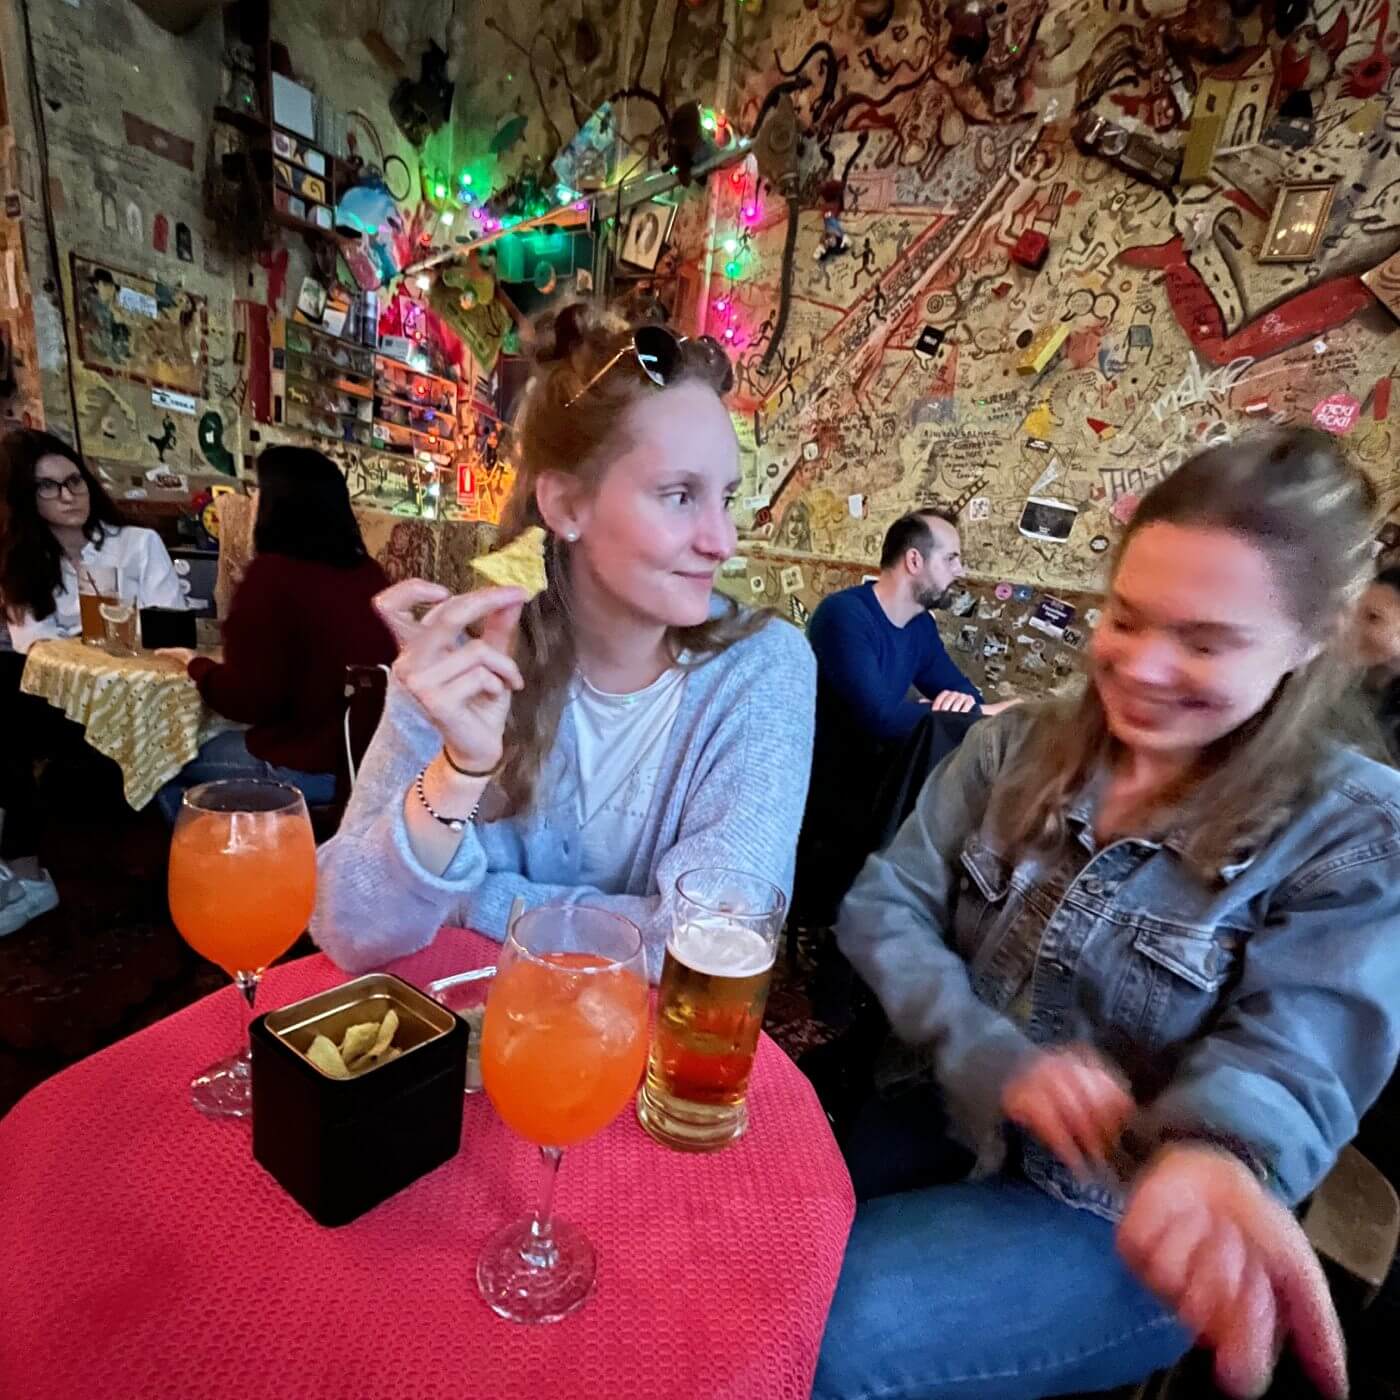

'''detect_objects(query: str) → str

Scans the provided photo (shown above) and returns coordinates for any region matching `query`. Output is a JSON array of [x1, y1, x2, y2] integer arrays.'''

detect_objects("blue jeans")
[[156, 729, 337, 824], [813, 1176, 1190, 1400]]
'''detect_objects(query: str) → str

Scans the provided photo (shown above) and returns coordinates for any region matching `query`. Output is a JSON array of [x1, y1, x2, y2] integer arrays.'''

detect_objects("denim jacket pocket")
[[1117, 917, 1242, 1051], [953, 835, 1024, 981]]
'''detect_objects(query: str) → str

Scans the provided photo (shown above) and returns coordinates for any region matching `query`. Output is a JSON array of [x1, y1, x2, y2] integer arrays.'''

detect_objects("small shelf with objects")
[[213, 0, 356, 248], [371, 355, 459, 465], [270, 318, 377, 447]]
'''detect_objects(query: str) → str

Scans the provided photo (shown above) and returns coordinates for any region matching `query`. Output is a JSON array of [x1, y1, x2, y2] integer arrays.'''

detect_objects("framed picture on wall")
[[1258, 181, 1335, 263], [620, 199, 677, 271]]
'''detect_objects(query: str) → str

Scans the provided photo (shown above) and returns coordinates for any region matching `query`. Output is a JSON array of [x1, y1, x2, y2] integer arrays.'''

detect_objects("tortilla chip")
[[470, 527, 548, 599], [306, 1034, 350, 1079], [368, 1008, 399, 1061], [338, 1021, 380, 1069]]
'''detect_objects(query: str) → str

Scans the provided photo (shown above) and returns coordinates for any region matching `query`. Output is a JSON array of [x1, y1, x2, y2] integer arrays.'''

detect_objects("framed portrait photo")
[[620, 199, 677, 271], [1258, 181, 1335, 263]]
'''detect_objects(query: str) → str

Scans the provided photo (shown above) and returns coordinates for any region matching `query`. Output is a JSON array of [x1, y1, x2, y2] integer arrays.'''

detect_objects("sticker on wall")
[[982, 633, 1008, 659], [956, 624, 980, 653], [914, 325, 947, 361], [947, 588, 976, 617], [198, 411, 235, 475], [1085, 608, 1102, 628], [1062, 626, 1085, 649], [995, 582, 1014, 601], [1025, 436, 1053, 452], [1029, 596, 1076, 640], [749, 575, 766, 594], [967, 496, 991, 521], [152, 388, 197, 415], [1012, 585, 1034, 603], [176, 223, 193, 263], [848, 493, 865, 518], [152, 213, 169, 255], [1018, 497, 1078, 543], [124, 202, 143, 243], [1312, 393, 1361, 435], [780, 565, 805, 594], [1110, 494, 1140, 527], [802, 440, 820, 461]]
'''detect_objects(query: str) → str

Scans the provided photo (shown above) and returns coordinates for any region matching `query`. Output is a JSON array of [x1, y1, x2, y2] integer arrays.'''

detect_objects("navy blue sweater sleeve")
[[912, 620, 983, 703], [808, 593, 931, 742]]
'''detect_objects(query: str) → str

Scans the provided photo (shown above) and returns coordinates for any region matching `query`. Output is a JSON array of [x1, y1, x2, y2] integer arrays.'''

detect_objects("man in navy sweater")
[[795, 508, 1010, 924], [807, 507, 983, 741]]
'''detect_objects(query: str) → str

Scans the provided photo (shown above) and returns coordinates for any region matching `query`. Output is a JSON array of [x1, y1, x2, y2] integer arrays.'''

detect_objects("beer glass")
[[636, 868, 785, 1152]]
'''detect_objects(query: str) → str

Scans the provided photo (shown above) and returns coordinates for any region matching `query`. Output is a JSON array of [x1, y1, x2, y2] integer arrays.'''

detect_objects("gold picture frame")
[[1258, 181, 1336, 263]]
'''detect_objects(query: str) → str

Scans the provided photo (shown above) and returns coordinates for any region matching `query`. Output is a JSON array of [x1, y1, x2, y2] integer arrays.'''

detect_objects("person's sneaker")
[[0, 862, 59, 936]]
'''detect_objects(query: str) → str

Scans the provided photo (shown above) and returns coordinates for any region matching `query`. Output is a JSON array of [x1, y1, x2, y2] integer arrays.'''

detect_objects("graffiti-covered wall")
[[640, 0, 1400, 596]]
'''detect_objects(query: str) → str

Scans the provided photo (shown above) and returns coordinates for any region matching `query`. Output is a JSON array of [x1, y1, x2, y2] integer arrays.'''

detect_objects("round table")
[[20, 638, 232, 810], [0, 928, 855, 1400]]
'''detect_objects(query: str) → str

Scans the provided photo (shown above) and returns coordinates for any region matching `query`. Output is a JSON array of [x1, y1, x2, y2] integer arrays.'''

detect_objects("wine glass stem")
[[524, 1146, 564, 1269], [234, 969, 260, 1074]]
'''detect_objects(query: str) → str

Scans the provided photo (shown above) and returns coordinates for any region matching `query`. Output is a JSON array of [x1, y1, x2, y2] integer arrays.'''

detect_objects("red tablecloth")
[[0, 929, 854, 1400]]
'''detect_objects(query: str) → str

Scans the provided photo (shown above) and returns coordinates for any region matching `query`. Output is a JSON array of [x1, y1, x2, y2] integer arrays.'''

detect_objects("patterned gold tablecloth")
[[20, 640, 234, 810]]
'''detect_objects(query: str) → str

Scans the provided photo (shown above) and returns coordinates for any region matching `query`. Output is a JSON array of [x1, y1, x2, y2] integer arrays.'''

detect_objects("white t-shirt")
[[6, 524, 186, 654], [570, 663, 689, 890]]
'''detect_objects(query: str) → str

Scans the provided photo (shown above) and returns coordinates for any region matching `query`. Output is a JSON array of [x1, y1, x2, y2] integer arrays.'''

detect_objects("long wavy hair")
[[0, 429, 127, 626], [987, 427, 1379, 878], [493, 300, 768, 816]]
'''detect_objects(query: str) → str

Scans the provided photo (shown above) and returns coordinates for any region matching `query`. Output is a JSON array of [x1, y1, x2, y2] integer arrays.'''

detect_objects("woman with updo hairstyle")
[[312, 302, 815, 974]]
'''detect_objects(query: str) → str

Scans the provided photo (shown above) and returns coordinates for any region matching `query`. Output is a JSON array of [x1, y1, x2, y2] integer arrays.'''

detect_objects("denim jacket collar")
[[1063, 767, 1259, 884]]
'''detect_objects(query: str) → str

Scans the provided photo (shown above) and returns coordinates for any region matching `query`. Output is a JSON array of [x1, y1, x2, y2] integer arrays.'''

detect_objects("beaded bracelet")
[[414, 768, 482, 833]]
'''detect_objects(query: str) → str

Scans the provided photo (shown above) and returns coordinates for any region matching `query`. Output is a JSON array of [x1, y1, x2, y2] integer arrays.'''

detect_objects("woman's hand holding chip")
[[376, 581, 526, 775]]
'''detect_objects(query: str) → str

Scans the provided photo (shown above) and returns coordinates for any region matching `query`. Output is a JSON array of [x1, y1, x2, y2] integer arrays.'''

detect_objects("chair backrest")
[[342, 664, 390, 796], [1305, 1143, 1400, 1296]]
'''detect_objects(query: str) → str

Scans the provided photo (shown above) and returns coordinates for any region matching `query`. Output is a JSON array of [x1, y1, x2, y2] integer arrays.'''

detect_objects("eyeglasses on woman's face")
[[34, 472, 89, 501]]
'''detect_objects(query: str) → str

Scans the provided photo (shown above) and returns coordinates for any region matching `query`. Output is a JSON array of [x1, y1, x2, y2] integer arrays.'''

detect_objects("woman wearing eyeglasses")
[[0, 429, 184, 933], [312, 302, 816, 976], [0, 429, 184, 654]]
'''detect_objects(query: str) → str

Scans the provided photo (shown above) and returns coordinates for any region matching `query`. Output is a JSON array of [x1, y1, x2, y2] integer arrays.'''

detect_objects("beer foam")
[[669, 920, 774, 978]]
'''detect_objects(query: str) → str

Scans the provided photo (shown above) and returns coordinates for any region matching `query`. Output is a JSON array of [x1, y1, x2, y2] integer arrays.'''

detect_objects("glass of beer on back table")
[[637, 867, 784, 1151]]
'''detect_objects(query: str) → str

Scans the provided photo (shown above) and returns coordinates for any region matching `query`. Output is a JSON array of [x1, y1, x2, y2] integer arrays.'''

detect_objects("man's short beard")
[[918, 585, 950, 612]]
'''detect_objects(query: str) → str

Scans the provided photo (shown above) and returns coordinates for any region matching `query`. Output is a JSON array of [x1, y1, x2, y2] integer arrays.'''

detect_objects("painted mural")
[[624, 0, 1400, 595]]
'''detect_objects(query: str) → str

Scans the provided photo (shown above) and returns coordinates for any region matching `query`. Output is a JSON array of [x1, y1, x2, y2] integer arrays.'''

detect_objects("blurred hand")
[[155, 647, 198, 666], [1118, 1146, 1346, 1400], [1001, 1045, 1134, 1181], [377, 580, 526, 774], [925, 690, 977, 713], [981, 699, 1022, 716]]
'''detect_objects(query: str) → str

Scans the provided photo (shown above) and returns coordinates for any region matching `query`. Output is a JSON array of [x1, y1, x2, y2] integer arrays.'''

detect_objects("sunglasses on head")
[[565, 325, 726, 407]]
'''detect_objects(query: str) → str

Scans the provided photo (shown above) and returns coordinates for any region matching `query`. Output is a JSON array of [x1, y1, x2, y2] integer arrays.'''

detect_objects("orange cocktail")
[[168, 808, 316, 975], [482, 951, 649, 1147], [167, 780, 316, 1120], [476, 905, 649, 1325]]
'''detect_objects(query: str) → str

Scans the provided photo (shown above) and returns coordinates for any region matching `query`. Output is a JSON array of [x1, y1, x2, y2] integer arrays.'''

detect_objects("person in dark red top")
[[155, 447, 396, 821]]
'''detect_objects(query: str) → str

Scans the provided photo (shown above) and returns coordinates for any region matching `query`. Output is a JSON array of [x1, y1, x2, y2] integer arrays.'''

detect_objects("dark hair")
[[879, 505, 958, 570], [0, 429, 127, 625], [252, 446, 368, 568]]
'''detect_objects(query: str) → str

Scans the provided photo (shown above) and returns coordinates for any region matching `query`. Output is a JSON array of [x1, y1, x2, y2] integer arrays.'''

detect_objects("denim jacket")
[[836, 710, 1400, 1215]]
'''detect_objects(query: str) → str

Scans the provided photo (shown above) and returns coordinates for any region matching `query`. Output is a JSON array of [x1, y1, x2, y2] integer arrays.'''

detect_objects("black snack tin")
[[250, 973, 466, 1226]]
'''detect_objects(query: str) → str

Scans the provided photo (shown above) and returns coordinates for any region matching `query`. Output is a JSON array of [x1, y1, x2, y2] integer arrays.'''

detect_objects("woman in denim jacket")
[[817, 428, 1399, 1400]]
